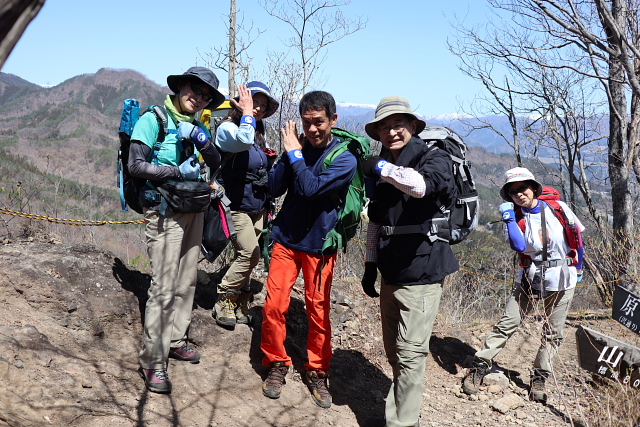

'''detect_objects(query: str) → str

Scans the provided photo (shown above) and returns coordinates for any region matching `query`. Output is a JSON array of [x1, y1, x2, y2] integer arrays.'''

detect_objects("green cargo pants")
[[380, 280, 443, 427]]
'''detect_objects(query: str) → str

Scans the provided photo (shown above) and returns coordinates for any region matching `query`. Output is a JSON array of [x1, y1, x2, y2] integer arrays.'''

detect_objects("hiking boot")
[[168, 343, 201, 363], [213, 293, 238, 328], [462, 359, 489, 395], [262, 362, 289, 399], [138, 367, 172, 394], [530, 369, 549, 402], [305, 370, 332, 409], [235, 289, 254, 325]]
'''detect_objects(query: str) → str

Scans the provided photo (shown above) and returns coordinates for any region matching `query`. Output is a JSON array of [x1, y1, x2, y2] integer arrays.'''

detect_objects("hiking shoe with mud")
[[235, 290, 254, 325], [305, 370, 332, 408], [138, 368, 172, 394], [462, 359, 489, 395], [213, 294, 237, 328], [169, 343, 201, 363], [262, 362, 288, 399], [530, 369, 549, 402]]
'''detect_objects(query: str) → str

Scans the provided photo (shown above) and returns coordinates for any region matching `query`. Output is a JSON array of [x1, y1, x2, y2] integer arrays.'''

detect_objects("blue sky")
[[2, 0, 493, 117]]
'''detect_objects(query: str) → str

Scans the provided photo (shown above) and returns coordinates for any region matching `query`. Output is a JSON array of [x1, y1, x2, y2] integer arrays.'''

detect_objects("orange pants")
[[261, 242, 336, 372]]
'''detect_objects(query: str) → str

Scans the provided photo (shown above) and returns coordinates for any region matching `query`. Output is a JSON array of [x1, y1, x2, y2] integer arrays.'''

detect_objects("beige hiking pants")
[[218, 209, 266, 295], [475, 284, 575, 373], [381, 280, 443, 427], [139, 210, 203, 369]]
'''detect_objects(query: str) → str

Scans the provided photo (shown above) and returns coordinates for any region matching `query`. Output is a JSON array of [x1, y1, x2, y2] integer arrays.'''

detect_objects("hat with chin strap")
[[499, 167, 543, 201], [166, 67, 226, 110]]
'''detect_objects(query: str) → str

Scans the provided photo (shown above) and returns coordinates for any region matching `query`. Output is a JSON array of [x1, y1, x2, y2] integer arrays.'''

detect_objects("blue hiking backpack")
[[117, 99, 171, 214]]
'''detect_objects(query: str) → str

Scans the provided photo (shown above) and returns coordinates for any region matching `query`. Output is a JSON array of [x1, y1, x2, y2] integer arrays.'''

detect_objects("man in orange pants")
[[260, 90, 356, 409]]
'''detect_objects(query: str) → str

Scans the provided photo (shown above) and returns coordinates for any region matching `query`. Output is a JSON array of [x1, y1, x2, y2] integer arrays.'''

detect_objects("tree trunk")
[[228, 0, 237, 98], [0, 0, 45, 69], [604, 0, 632, 287]]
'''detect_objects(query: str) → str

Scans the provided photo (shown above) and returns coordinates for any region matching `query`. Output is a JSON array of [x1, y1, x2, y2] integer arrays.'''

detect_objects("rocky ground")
[[0, 239, 638, 427]]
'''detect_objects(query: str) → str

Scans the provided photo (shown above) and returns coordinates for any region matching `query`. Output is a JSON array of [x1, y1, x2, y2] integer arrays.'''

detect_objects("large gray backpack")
[[419, 126, 479, 244]]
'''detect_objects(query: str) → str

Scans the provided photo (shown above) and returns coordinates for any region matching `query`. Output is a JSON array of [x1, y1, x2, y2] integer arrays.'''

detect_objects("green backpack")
[[321, 128, 371, 253]]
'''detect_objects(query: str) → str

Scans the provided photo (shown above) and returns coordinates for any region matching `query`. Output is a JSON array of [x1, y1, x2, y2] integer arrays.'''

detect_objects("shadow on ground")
[[112, 257, 151, 325], [430, 335, 477, 374], [244, 291, 392, 425]]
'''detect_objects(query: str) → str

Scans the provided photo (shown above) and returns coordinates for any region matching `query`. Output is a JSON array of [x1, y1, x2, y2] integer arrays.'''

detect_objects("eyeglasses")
[[378, 121, 410, 135], [189, 82, 213, 103], [508, 184, 531, 197]]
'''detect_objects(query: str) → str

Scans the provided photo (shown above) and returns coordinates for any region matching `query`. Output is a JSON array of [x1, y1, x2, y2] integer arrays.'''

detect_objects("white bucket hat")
[[499, 167, 543, 201]]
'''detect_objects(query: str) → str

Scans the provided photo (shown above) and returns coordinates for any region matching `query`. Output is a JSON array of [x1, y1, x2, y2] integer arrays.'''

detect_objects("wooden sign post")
[[575, 325, 640, 388], [613, 284, 640, 335]]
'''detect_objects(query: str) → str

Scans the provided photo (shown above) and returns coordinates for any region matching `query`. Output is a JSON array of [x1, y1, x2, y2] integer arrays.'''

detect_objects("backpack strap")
[[147, 105, 170, 163], [323, 139, 349, 206], [425, 144, 452, 241], [541, 203, 548, 274], [210, 151, 236, 183], [139, 106, 174, 208], [379, 218, 450, 243], [516, 212, 530, 267], [517, 200, 580, 267]]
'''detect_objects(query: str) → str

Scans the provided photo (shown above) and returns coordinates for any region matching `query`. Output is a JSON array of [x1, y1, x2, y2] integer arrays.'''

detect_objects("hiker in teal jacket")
[[128, 67, 225, 395]]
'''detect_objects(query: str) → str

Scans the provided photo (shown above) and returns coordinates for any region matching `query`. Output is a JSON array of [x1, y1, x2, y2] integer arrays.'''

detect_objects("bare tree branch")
[[259, 0, 367, 91]]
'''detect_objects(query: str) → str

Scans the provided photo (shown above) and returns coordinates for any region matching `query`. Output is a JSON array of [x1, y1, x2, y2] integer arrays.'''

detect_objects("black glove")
[[362, 156, 384, 177], [361, 262, 379, 298]]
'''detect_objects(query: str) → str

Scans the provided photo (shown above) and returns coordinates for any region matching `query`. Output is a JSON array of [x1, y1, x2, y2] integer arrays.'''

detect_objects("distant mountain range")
[[0, 68, 511, 179], [0, 68, 608, 200], [0, 68, 168, 189]]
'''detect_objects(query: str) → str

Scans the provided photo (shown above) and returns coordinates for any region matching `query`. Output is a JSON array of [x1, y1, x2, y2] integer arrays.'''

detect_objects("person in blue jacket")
[[213, 81, 279, 329], [260, 90, 356, 410]]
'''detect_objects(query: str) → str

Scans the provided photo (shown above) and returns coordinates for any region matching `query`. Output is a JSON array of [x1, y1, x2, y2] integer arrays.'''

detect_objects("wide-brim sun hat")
[[365, 96, 426, 141], [166, 66, 226, 110], [234, 81, 279, 119], [499, 167, 543, 201]]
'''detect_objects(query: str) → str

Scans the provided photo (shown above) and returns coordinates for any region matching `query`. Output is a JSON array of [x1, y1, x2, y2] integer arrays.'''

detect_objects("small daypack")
[[201, 183, 236, 262], [117, 99, 170, 214], [515, 186, 583, 265], [200, 153, 237, 262], [321, 128, 371, 253], [419, 126, 479, 244]]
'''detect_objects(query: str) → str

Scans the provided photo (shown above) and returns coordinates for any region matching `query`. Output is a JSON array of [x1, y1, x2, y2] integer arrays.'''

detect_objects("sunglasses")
[[189, 82, 214, 103], [507, 184, 531, 197]]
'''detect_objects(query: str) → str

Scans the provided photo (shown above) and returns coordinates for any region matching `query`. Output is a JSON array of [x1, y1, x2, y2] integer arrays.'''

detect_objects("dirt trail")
[[0, 241, 632, 427]]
